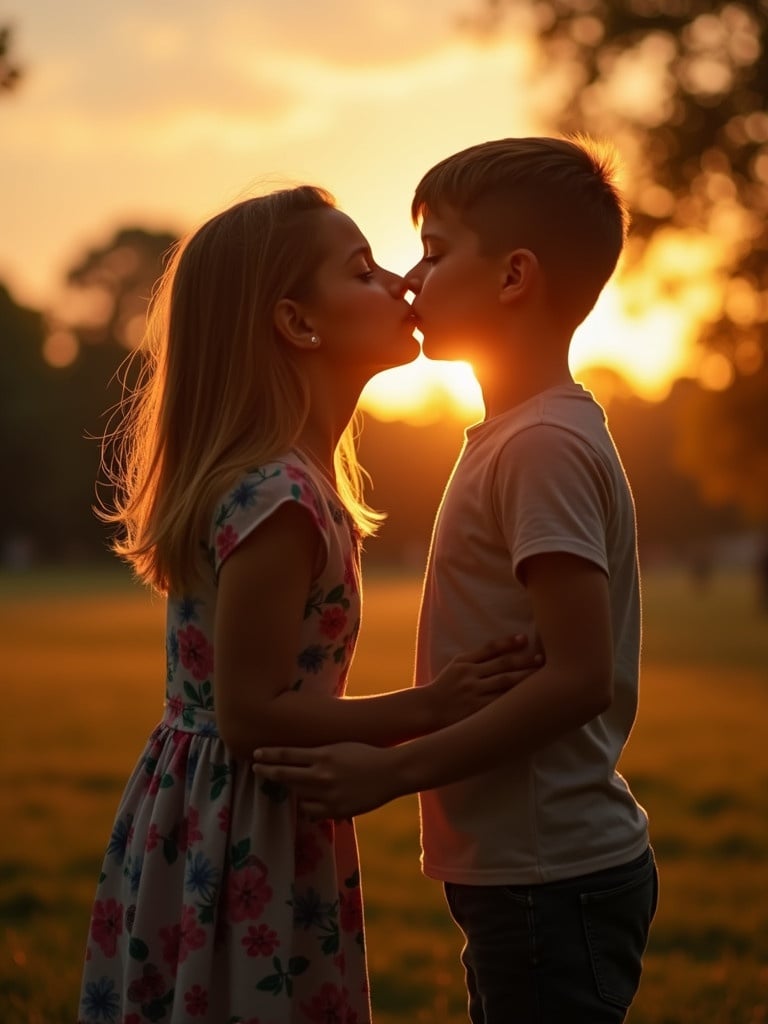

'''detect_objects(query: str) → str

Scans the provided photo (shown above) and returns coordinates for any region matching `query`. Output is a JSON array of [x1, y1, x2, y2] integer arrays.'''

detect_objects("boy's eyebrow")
[[420, 232, 446, 246]]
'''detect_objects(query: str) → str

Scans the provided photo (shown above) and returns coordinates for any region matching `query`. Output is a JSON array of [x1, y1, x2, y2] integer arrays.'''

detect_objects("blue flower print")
[[125, 853, 143, 894], [186, 850, 218, 901], [328, 501, 345, 525], [186, 749, 200, 789], [291, 886, 337, 930], [166, 630, 180, 681], [231, 479, 260, 508], [178, 597, 202, 624], [107, 816, 132, 865], [81, 976, 120, 1022], [297, 644, 330, 674]]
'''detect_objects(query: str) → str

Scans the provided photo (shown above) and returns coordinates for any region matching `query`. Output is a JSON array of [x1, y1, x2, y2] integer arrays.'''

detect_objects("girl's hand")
[[253, 742, 396, 820], [427, 635, 544, 728]]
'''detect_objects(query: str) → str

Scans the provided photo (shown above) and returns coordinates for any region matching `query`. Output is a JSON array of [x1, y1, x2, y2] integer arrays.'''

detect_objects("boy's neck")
[[476, 358, 574, 421]]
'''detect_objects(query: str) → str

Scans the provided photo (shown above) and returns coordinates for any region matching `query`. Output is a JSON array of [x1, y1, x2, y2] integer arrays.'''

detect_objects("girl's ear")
[[499, 248, 539, 304], [273, 298, 318, 351]]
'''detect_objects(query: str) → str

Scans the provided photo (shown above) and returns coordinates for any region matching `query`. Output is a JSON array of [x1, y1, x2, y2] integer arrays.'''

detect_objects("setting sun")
[[359, 226, 728, 423]]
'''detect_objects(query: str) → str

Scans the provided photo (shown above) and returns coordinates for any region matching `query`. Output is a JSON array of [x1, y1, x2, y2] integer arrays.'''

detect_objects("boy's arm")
[[253, 550, 612, 818]]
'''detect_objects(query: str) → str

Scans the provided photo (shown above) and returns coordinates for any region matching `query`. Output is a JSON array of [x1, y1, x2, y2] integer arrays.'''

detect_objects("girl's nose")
[[384, 271, 409, 300], [403, 269, 423, 295]]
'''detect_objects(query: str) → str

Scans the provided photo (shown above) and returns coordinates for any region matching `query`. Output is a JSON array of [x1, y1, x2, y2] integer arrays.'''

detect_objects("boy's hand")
[[429, 635, 543, 728], [253, 742, 395, 820]]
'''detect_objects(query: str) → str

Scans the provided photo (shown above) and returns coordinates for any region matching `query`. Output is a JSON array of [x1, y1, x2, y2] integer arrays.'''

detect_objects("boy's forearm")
[[389, 667, 610, 795]]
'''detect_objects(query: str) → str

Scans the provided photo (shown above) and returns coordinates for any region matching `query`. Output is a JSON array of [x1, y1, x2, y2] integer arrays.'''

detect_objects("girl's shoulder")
[[210, 455, 329, 576]]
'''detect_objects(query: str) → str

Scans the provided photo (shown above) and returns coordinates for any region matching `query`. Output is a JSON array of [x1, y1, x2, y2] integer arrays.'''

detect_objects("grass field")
[[1, 565, 767, 1023]]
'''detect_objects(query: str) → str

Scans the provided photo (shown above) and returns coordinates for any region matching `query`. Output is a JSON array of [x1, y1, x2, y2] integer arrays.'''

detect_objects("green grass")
[[1, 565, 767, 1023]]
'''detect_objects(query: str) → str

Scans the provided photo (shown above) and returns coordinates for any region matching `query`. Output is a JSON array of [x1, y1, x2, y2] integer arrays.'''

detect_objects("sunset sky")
[[2, 1, 723, 419]]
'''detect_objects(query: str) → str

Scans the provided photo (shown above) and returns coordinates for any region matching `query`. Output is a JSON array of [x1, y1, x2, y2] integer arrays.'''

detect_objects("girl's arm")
[[214, 502, 533, 759], [252, 550, 613, 815]]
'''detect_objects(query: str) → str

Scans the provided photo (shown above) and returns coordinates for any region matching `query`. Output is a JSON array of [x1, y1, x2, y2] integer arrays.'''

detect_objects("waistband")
[[161, 698, 220, 737]]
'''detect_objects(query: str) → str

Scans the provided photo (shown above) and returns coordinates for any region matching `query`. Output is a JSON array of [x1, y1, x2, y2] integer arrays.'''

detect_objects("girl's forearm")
[[224, 685, 436, 759]]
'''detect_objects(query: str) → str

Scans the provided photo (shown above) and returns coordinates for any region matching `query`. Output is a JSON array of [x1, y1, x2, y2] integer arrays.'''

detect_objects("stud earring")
[[310, 335, 320, 347]]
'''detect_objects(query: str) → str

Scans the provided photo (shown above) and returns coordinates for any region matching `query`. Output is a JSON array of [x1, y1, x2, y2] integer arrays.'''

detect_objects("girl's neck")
[[297, 367, 363, 475]]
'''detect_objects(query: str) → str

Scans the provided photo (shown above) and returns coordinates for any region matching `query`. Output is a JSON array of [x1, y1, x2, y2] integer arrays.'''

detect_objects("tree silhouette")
[[0, 25, 22, 93], [57, 226, 178, 349], [472, 0, 767, 521]]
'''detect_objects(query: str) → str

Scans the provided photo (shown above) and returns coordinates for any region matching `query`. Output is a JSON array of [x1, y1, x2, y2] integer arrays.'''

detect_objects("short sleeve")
[[210, 461, 330, 577], [492, 425, 612, 580]]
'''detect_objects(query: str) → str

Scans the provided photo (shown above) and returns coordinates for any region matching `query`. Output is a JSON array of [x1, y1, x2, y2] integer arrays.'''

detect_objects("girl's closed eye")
[[422, 254, 441, 265]]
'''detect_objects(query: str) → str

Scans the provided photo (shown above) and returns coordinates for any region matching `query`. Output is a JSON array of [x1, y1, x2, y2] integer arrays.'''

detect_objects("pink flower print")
[[340, 886, 363, 935], [159, 905, 206, 975], [145, 822, 161, 852], [216, 524, 239, 562], [166, 694, 183, 719], [343, 555, 358, 591], [91, 898, 123, 957], [127, 963, 165, 1003], [184, 984, 209, 1016], [217, 805, 230, 832], [295, 828, 323, 876], [301, 983, 350, 1024], [227, 865, 273, 922], [177, 806, 203, 853], [178, 626, 213, 681], [241, 923, 280, 957], [319, 606, 347, 640], [287, 468, 326, 525]]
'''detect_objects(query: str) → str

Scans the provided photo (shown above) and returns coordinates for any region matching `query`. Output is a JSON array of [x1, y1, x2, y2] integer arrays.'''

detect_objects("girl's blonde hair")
[[101, 186, 381, 595]]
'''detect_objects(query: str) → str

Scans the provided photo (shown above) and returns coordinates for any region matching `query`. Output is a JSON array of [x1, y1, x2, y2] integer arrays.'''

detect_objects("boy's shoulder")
[[471, 384, 606, 448]]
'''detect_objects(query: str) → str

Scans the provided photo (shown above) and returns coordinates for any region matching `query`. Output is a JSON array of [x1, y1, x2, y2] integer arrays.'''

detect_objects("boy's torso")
[[416, 383, 649, 885]]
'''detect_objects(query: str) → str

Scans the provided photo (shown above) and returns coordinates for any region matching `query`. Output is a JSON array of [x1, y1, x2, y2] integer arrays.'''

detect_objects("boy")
[[254, 136, 657, 1023]]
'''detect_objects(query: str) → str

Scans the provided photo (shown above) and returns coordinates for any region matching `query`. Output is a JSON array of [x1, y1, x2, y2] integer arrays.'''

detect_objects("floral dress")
[[79, 454, 369, 1024]]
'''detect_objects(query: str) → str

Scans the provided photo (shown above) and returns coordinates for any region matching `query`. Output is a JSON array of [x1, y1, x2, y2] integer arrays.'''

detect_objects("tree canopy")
[[474, 0, 767, 521]]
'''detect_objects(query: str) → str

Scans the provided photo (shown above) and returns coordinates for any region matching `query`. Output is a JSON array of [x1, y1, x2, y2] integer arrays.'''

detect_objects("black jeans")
[[444, 847, 659, 1024]]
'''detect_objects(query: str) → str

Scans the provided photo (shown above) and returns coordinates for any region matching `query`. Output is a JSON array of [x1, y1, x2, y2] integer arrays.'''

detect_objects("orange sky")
[[2, 1, 727, 419]]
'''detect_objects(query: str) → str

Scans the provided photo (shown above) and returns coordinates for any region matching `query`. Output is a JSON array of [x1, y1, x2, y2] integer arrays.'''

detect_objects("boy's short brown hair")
[[412, 136, 629, 328]]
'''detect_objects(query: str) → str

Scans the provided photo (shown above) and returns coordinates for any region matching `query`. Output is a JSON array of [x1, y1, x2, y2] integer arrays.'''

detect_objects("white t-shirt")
[[416, 383, 649, 884]]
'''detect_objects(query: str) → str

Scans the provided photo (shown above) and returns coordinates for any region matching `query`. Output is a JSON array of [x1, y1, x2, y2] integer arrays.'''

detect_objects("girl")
[[79, 186, 525, 1024]]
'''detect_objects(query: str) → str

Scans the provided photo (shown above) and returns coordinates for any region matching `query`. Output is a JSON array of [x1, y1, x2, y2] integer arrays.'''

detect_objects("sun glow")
[[361, 355, 483, 424], [359, 229, 727, 423]]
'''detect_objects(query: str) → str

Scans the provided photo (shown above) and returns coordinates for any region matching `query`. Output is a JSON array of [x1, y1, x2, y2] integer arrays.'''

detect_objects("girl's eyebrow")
[[344, 244, 372, 265], [420, 232, 446, 246]]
